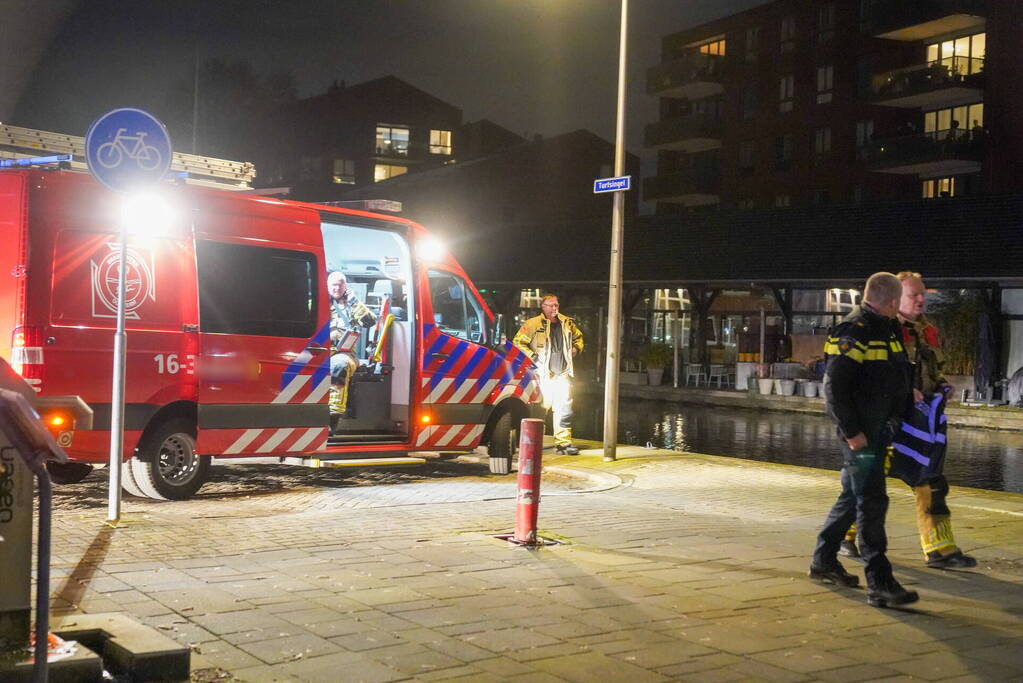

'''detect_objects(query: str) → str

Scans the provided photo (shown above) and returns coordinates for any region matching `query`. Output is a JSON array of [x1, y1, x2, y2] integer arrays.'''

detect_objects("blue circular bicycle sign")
[[85, 108, 172, 192]]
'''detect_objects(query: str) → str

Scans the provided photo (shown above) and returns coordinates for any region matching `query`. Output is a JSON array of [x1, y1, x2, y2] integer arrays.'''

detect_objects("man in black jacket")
[[809, 272, 919, 607]]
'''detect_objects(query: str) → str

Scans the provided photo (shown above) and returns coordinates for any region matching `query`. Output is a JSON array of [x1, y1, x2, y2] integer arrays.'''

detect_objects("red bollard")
[[513, 418, 545, 545]]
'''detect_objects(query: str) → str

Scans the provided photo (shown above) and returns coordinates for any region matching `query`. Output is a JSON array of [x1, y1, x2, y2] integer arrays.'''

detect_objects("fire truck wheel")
[[488, 410, 518, 474], [120, 461, 148, 498], [129, 418, 209, 500], [45, 461, 93, 485]]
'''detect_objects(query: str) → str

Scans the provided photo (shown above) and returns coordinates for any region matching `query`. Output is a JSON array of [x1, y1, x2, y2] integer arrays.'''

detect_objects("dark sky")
[[5, 1, 765, 171]]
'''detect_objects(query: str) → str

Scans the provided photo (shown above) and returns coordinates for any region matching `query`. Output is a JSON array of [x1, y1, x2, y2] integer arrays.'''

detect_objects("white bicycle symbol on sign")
[[96, 128, 163, 171]]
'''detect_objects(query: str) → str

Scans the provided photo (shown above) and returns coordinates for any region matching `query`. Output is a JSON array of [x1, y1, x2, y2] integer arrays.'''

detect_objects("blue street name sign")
[[85, 108, 172, 192], [593, 175, 631, 194]]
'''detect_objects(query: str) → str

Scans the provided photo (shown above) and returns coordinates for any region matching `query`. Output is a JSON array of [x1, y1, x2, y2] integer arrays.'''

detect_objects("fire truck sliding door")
[[194, 240, 330, 456]]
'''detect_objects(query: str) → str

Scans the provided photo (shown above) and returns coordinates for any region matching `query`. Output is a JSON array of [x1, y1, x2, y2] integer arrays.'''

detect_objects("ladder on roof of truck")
[[0, 123, 256, 190]]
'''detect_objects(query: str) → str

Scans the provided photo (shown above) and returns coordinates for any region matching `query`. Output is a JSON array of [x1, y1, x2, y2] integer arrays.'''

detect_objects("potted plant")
[[640, 343, 673, 386]]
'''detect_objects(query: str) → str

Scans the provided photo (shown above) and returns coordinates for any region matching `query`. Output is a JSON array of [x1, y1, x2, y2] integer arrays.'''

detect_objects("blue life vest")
[[888, 390, 949, 486]]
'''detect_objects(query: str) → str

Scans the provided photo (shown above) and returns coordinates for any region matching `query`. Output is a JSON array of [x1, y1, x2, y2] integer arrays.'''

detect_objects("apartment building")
[[644, 0, 1022, 214], [251, 76, 463, 201]]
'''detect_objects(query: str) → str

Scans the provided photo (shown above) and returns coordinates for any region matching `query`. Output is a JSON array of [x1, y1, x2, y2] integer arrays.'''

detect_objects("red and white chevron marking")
[[221, 426, 329, 455], [220, 366, 331, 455], [419, 373, 541, 406], [415, 423, 485, 449]]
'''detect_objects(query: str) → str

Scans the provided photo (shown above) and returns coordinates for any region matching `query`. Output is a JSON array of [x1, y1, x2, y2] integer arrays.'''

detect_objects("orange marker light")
[[49, 415, 66, 427], [420, 414, 431, 424]]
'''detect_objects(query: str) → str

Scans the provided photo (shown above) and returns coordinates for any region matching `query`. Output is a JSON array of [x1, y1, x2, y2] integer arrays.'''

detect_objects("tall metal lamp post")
[[602, 0, 628, 461]]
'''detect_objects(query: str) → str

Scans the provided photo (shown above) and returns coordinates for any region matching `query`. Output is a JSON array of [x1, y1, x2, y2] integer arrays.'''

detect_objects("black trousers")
[[813, 438, 894, 589]]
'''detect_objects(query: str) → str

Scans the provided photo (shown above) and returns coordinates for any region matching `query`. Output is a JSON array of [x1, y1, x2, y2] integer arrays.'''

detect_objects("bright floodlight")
[[121, 190, 174, 233], [416, 237, 446, 264]]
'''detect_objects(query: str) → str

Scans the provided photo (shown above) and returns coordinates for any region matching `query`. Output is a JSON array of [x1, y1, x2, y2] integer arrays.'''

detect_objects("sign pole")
[[107, 225, 128, 523], [602, 0, 628, 462], [85, 107, 172, 524]]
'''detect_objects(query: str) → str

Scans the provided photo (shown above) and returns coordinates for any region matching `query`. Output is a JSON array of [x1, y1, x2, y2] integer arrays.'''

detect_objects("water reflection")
[[576, 397, 1023, 493]]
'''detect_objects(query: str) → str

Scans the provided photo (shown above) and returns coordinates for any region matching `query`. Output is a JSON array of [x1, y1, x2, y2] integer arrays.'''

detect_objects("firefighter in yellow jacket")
[[513, 295, 584, 455]]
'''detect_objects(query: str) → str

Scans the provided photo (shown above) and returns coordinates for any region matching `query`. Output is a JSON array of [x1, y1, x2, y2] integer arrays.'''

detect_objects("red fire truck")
[[0, 146, 542, 500]]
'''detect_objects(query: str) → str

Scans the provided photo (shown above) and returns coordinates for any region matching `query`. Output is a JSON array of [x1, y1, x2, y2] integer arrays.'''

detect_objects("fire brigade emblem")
[[91, 243, 156, 319]]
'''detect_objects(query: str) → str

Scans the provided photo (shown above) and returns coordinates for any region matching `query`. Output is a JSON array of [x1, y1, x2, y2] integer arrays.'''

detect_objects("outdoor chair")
[[685, 363, 706, 386]]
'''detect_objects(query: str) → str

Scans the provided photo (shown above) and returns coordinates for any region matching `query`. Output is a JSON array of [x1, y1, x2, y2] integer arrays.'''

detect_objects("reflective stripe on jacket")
[[512, 313, 584, 378], [822, 304, 913, 443]]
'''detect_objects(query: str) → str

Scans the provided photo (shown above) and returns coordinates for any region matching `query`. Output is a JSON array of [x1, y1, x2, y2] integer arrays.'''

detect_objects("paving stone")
[[460, 627, 561, 653], [421, 636, 498, 663], [329, 628, 407, 652], [40, 448, 1023, 683], [750, 647, 861, 674], [235, 632, 342, 665], [282, 656, 404, 682], [610, 640, 716, 667], [529, 651, 669, 682]]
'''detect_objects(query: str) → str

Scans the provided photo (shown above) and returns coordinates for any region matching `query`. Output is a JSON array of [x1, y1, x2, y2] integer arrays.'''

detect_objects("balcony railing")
[[873, 57, 984, 107], [647, 52, 725, 99], [644, 113, 723, 152], [866, 130, 986, 175], [867, 0, 986, 41], [643, 169, 720, 204]]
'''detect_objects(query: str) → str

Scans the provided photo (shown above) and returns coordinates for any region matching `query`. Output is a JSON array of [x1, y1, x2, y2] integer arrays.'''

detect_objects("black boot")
[[808, 561, 860, 587], [867, 580, 919, 608], [926, 550, 978, 569]]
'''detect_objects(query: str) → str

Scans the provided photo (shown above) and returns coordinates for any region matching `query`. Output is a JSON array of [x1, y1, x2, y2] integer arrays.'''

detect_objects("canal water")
[[574, 396, 1023, 494]]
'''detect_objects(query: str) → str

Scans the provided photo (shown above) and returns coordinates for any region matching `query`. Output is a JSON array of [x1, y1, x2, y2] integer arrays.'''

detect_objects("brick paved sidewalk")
[[42, 443, 1023, 682]]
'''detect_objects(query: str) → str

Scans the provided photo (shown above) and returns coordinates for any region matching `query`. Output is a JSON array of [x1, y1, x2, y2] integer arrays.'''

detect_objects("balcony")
[[867, 131, 985, 176], [873, 57, 985, 108], [644, 169, 720, 205], [644, 113, 723, 153], [647, 53, 725, 100], [869, 0, 985, 41]]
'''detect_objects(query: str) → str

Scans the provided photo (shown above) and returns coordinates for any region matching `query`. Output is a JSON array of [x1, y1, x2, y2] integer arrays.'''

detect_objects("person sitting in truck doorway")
[[327, 271, 377, 420]]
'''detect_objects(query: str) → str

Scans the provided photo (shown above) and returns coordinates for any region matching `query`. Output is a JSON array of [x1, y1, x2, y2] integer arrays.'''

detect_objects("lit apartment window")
[[922, 177, 956, 198], [817, 3, 836, 43], [814, 127, 832, 160], [332, 158, 355, 184], [375, 125, 410, 156], [779, 74, 794, 112], [774, 134, 792, 170], [429, 129, 452, 155], [816, 65, 834, 104], [745, 26, 760, 62], [738, 140, 755, 173], [519, 288, 543, 309], [775, 194, 791, 207], [698, 39, 726, 56], [374, 164, 408, 182], [927, 32, 985, 75], [741, 85, 758, 120], [780, 16, 796, 53], [855, 120, 874, 160], [924, 103, 984, 140]]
